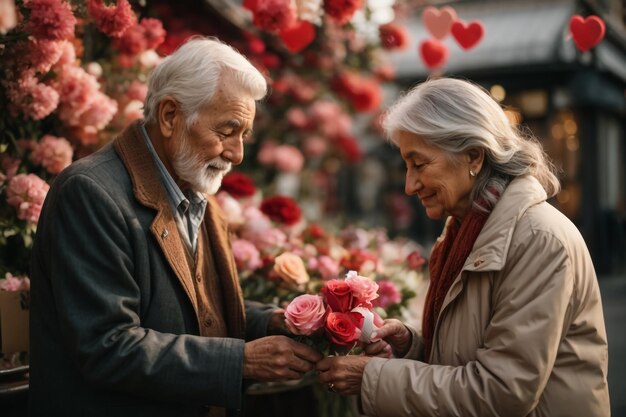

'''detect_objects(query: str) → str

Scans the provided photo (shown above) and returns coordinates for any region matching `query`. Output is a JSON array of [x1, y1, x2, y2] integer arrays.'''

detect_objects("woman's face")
[[399, 131, 476, 220]]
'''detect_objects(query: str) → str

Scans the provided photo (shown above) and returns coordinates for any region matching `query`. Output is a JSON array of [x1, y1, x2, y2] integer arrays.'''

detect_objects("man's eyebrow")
[[216, 119, 241, 129], [402, 150, 424, 160]]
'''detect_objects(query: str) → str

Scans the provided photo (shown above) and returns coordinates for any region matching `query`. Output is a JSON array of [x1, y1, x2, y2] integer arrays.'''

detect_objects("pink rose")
[[407, 250, 426, 270], [314, 255, 339, 280], [231, 239, 262, 273], [345, 270, 379, 308], [284, 294, 327, 335], [321, 279, 353, 312], [273, 145, 304, 173], [273, 252, 310, 287], [372, 280, 401, 309]]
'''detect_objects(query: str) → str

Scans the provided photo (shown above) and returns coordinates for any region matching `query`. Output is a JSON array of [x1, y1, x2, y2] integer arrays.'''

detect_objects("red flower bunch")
[[285, 271, 383, 347], [87, 0, 136, 38], [340, 248, 378, 273], [25, 0, 77, 41], [331, 71, 383, 113], [251, 0, 297, 33], [220, 172, 257, 198], [378, 23, 410, 50], [260, 195, 302, 226], [323, 0, 363, 25]]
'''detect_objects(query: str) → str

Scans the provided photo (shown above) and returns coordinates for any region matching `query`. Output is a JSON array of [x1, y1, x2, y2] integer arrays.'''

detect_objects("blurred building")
[[386, 0, 626, 274]]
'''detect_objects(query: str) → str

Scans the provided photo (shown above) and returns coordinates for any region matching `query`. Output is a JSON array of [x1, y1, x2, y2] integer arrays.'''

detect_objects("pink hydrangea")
[[53, 40, 77, 68], [25, 0, 76, 41], [114, 23, 147, 56], [26, 39, 64, 74], [125, 80, 148, 101], [87, 0, 136, 38], [6, 173, 50, 224], [5, 74, 60, 120], [372, 280, 401, 309], [30, 134, 73, 174], [285, 294, 327, 335], [231, 239, 263, 272], [345, 270, 379, 307], [0, 0, 18, 35], [0, 273, 30, 292], [252, 0, 297, 32], [273, 145, 304, 173], [54, 65, 101, 126]]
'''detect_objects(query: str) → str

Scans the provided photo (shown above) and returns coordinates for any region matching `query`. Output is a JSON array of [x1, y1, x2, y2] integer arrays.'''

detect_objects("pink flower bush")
[[30, 135, 73, 174], [6, 174, 50, 224], [284, 294, 327, 335]]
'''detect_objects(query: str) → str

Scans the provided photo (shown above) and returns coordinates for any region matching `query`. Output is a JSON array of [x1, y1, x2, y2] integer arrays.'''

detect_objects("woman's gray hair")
[[382, 78, 560, 212], [143, 37, 267, 127]]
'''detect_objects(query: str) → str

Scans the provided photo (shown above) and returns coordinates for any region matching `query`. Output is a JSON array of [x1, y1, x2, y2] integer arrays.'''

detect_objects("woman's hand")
[[316, 355, 372, 396], [365, 319, 412, 357]]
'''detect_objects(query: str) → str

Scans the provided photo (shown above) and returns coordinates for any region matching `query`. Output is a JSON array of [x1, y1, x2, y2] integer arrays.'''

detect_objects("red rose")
[[260, 195, 302, 226], [321, 279, 353, 312], [220, 172, 257, 198], [340, 248, 377, 272], [379, 23, 410, 50], [325, 311, 363, 346], [407, 250, 425, 270], [323, 0, 362, 25], [252, 0, 297, 32]]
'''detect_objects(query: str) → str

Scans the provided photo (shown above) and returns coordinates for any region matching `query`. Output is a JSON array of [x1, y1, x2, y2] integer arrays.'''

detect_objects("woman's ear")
[[158, 97, 178, 139], [467, 147, 485, 173]]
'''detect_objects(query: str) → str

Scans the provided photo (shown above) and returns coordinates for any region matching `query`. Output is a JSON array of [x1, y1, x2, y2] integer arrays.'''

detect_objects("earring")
[[469, 170, 476, 177]]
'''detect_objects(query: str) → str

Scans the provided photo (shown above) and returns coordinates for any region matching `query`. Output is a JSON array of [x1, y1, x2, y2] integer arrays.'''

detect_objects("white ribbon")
[[351, 306, 377, 343]]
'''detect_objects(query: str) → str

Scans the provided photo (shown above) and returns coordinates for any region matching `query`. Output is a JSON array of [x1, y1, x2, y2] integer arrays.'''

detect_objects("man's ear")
[[467, 147, 485, 173], [158, 97, 178, 139]]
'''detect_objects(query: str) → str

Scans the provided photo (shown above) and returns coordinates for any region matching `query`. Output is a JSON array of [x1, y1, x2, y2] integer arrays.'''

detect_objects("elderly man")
[[29, 37, 321, 417]]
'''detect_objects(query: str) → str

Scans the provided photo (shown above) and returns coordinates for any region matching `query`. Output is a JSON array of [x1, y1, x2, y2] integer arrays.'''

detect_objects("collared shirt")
[[140, 123, 207, 254]]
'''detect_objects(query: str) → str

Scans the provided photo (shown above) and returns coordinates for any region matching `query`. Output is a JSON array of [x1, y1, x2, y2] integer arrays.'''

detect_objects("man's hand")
[[364, 319, 412, 357], [243, 336, 322, 381], [267, 309, 287, 335]]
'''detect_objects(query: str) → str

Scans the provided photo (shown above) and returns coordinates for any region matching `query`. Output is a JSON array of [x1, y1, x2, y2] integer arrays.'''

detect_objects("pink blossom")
[[215, 191, 244, 226], [6, 173, 50, 224], [30, 134, 73, 174], [286, 107, 309, 129], [311, 255, 339, 280], [27, 39, 64, 74], [25, 0, 76, 41], [54, 65, 101, 126], [0, 273, 30, 291], [232, 239, 263, 272], [54, 40, 76, 68], [372, 280, 401, 309], [257, 140, 278, 166], [285, 294, 327, 335], [114, 23, 147, 56], [140, 18, 166, 50], [78, 91, 118, 130], [5, 74, 60, 120], [87, 0, 136, 38], [345, 270, 379, 307], [273, 145, 304, 173], [302, 135, 327, 157], [125, 80, 148, 101], [244, 226, 287, 252], [407, 250, 425, 270], [0, 0, 17, 35]]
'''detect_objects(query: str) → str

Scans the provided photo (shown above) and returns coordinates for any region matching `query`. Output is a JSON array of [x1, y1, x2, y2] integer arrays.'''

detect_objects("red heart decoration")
[[279, 21, 316, 53], [422, 6, 457, 40], [570, 15, 605, 52], [419, 39, 448, 70], [451, 19, 484, 50]]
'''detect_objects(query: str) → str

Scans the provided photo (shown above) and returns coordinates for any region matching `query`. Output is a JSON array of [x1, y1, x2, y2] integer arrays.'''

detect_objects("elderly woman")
[[317, 78, 610, 416]]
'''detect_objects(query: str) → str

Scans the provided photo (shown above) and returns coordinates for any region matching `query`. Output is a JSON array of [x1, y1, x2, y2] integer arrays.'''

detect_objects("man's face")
[[169, 79, 256, 194]]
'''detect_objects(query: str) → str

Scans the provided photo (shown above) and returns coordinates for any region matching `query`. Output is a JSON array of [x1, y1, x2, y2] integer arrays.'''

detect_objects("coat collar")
[[463, 175, 548, 272]]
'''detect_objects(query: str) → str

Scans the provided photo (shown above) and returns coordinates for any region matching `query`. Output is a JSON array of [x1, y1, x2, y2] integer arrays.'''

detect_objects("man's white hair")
[[143, 36, 267, 127]]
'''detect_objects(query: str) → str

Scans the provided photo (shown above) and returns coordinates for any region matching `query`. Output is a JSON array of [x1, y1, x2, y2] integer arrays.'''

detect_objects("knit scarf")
[[421, 209, 490, 362]]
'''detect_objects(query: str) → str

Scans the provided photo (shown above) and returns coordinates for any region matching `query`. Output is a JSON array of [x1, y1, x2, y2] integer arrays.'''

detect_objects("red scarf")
[[421, 209, 489, 362]]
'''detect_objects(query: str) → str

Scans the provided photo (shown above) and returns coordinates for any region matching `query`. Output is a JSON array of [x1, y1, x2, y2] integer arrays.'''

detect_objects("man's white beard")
[[173, 133, 232, 195]]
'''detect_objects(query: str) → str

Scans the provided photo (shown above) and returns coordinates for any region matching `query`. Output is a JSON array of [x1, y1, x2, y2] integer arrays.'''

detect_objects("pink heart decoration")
[[419, 39, 448, 70], [279, 21, 316, 53], [570, 15, 605, 52], [422, 6, 457, 40], [451, 19, 484, 50]]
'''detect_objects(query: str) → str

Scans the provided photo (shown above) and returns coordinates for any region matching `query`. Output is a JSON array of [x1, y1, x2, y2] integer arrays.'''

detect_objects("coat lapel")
[[113, 121, 200, 319], [203, 196, 246, 340]]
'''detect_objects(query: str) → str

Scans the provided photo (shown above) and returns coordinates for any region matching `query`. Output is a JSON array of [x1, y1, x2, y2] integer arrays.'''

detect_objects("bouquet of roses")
[[283, 270, 385, 354]]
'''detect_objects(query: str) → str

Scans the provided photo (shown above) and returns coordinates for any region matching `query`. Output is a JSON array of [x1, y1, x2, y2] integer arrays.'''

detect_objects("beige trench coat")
[[361, 176, 610, 417]]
